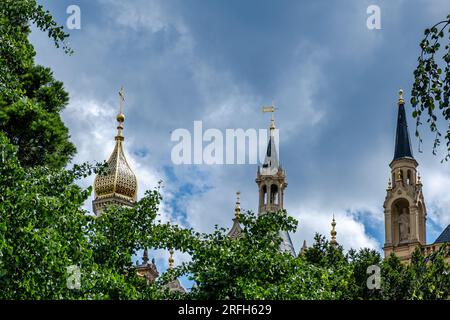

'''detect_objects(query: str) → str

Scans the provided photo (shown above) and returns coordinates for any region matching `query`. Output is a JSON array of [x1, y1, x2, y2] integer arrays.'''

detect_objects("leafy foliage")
[[0, 0, 76, 169], [1, 132, 449, 299], [411, 14, 450, 160]]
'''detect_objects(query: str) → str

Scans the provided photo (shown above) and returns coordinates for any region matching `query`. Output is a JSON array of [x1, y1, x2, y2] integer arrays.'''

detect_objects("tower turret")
[[383, 89, 427, 261], [256, 105, 296, 256]]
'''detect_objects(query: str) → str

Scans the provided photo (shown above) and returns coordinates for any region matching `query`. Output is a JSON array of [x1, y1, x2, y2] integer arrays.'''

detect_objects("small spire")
[[398, 89, 405, 105], [387, 177, 392, 191], [300, 240, 308, 255], [142, 248, 149, 264], [393, 89, 413, 160], [234, 191, 241, 220], [417, 172, 422, 185], [330, 215, 337, 246], [168, 249, 174, 270]]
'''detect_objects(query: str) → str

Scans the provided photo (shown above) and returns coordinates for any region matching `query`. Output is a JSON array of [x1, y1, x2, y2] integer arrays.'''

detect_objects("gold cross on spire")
[[116, 87, 126, 138]]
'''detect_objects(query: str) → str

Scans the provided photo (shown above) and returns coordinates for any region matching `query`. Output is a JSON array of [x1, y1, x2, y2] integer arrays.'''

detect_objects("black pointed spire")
[[393, 89, 413, 161]]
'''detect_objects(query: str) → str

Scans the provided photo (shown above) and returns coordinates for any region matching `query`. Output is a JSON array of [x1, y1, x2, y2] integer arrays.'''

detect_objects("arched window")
[[262, 185, 267, 205], [270, 184, 278, 205]]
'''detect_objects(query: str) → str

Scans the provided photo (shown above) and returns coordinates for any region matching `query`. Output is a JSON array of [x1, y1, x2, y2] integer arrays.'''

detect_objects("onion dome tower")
[[92, 88, 138, 215]]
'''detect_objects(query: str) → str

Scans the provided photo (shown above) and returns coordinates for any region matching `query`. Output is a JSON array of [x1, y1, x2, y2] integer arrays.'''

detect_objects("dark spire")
[[142, 248, 149, 264], [393, 89, 413, 161]]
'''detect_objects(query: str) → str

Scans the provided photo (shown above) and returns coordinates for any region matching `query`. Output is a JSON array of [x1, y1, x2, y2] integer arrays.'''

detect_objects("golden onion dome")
[[93, 89, 137, 203]]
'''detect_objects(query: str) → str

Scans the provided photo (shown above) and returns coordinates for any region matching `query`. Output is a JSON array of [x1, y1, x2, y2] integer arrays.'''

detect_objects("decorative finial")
[[387, 177, 392, 191], [142, 248, 149, 265], [398, 89, 405, 105], [234, 191, 241, 220], [417, 172, 422, 185], [262, 103, 277, 133], [116, 87, 126, 139], [168, 249, 174, 270], [330, 215, 337, 246]]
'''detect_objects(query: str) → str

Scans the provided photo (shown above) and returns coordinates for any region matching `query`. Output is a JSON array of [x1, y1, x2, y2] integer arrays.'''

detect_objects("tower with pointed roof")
[[136, 248, 159, 284], [228, 192, 243, 239], [92, 88, 138, 216], [383, 89, 427, 261], [256, 106, 296, 256]]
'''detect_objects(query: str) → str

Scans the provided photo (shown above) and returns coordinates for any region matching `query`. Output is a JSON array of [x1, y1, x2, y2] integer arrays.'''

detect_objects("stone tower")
[[383, 90, 427, 262], [92, 88, 138, 216], [256, 106, 296, 256]]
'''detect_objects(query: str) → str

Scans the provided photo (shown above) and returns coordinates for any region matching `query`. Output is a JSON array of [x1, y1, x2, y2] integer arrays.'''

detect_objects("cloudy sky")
[[31, 0, 450, 284]]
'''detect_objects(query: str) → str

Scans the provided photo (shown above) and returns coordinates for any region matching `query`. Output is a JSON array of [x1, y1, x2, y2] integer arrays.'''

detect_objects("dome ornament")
[[116, 86, 126, 139]]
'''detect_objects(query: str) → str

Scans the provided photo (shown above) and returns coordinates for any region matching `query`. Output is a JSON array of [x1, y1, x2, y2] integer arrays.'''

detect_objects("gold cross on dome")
[[119, 86, 125, 114]]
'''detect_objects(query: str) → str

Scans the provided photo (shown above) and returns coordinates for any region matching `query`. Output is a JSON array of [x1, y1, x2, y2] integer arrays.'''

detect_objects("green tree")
[[380, 254, 411, 300], [0, 133, 170, 299], [0, 0, 75, 169], [411, 14, 450, 160], [347, 248, 382, 300]]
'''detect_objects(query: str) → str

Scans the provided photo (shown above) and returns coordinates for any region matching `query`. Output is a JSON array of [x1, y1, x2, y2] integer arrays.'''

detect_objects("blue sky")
[[31, 0, 450, 288]]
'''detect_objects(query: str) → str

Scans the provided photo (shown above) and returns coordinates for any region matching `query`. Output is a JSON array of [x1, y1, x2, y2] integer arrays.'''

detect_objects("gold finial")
[[398, 89, 405, 105], [116, 87, 126, 139], [262, 103, 277, 132], [330, 215, 337, 246], [234, 191, 241, 220], [168, 249, 174, 270]]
